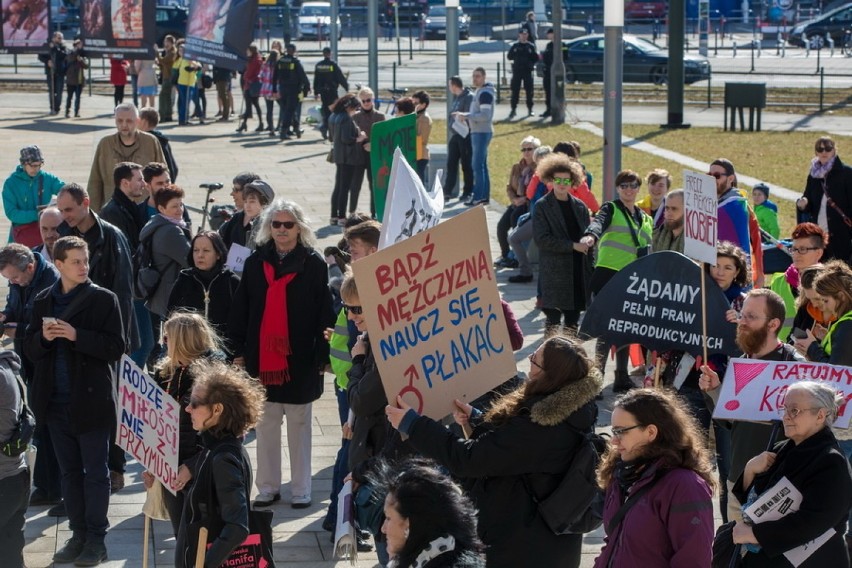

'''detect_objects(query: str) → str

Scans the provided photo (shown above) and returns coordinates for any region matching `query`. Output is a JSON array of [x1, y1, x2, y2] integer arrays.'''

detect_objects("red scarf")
[[259, 261, 297, 386]]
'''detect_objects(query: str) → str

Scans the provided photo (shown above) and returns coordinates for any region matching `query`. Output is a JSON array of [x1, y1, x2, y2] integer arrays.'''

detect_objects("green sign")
[[370, 113, 417, 221]]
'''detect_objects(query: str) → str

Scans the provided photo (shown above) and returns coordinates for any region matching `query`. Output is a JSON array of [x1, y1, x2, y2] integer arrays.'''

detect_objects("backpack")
[[1, 365, 36, 458], [523, 425, 608, 535], [132, 231, 160, 301]]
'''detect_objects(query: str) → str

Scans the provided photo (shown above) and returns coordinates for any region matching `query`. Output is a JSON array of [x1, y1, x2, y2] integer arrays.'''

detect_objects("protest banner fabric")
[[351, 207, 516, 419], [0, 0, 50, 53], [78, 0, 156, 58], [369, 114, 417, 222], [117, 354, 180, 495], [183, 0, 258, 71], [378, 147, 444, 250], [683, 170, 718, 266], [713, 357, 852, 428], [579, 251, 738, 357]]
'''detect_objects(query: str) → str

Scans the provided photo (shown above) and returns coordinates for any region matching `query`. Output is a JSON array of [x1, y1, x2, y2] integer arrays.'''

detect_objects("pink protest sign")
[[713, 358, 852, 428]]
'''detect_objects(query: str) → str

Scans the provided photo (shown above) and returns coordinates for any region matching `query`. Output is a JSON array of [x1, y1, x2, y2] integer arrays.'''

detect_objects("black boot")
[[236, 119, 247, 133], [254, 121, 265, 132], [612, 371, 635, 393]]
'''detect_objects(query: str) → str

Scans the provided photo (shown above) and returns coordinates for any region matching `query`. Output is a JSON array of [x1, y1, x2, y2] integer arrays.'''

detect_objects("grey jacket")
[[139, 215, 191, 318], [0, 350, 26, 481], [466, 83, 495, 134], [449, 87, 474, 137]]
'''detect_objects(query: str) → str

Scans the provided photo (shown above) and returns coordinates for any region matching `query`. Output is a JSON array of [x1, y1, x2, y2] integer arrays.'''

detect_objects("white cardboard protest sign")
[[225, 243, 252, 274], [378, 147, 444, 250], [683, 170, 719, 266], [117, 355, 180, 495], [713, 357, 852, 428]]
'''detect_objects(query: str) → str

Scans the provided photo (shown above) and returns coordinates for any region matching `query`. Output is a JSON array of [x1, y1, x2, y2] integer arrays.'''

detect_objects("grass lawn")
[[430, 119, 852, 237]]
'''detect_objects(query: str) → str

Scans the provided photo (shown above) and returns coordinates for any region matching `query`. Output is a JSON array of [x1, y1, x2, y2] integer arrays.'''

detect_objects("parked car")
[[423, 6, 471, 39], [155, 5, 188, 44], [564, 34, 711, 84], [298, 1, 343, 39], [787, 2, 852, 48], [625, 0, 667, 20]]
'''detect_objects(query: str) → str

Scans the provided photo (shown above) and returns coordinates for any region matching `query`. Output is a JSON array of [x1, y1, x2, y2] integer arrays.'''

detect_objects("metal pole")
[[707, 66, 711, 107], [664, 0, 688, 128], [395, 2, 402, 66], [819, 66, 824, 111], [408, 4, 414, 60], [331, 0, 339, 59], [496, 63, 501, 103], [551, 1, 565, 124], [501, 0, 507, 85], [368, 0, 378, 93], [602, 0, 623, 202], [447, 0, 460, 142], [393, 61, 397, 91]]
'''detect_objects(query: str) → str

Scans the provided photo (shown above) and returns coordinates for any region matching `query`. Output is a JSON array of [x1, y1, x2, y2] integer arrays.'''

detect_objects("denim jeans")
[[47, 404, 111, 544], [0, 469, 29, 568], [325, 387, 351, 526], [470, 131, 492, 202], [130, 299, 154, 369], [176, 84, 195, 124]]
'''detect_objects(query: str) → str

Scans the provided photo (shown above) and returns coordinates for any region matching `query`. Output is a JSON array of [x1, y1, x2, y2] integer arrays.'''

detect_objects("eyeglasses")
[[777, 405, 819, 419], [552, 177, 575, 186], [271, 220, 297, 229], [25, 162, 44, 168], [521, 147, 535, 152], [231, 186, 242, 193], [790, 246, 822, 255], [618, 182, 640, 190], [343, 303, 363, 315], [360, 98, 373, 103], [611, 425, 643, 439], [815, 146, 834, 153], [707, 172, 728, 179], [738, 313, 768, 323], [527, 353, 543, 370], [188, 397, 208, 409]]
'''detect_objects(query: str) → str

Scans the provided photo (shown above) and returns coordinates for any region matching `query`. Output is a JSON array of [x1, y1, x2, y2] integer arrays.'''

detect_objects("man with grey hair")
[[87, 103, 165, 211]]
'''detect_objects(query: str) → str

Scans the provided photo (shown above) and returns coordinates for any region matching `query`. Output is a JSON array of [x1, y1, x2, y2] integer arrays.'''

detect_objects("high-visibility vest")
[[596, 203, 653, 271], [821, 310, 852, 356], [769, 273, 797, 342], [328, 308, 353, 389]]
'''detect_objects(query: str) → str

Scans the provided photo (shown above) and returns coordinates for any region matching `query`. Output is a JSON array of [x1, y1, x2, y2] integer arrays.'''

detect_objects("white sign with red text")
[[683, 170, 719, 265], [713, 358, 852, 428]]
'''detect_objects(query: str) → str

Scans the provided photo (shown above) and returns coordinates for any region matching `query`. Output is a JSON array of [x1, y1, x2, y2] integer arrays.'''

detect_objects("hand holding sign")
[[699, 364, 721, 392], [386, 396, 413, 430]]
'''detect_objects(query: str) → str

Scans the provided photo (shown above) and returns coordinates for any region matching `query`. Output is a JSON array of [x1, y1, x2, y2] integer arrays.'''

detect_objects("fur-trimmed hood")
[[530, 369, 603, 427]]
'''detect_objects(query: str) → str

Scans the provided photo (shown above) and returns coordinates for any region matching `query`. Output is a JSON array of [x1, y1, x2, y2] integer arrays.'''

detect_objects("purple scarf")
[[809, 156, 835, 179]]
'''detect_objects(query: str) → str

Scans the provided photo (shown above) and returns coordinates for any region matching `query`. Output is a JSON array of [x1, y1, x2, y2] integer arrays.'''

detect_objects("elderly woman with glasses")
[[228, 199, 335, 509], [494, 135, 539, 269], [727, 382, 852, 568], [797, 136, 852, 264], [594, 389, 715, 568], [580, 170, 653, 393]]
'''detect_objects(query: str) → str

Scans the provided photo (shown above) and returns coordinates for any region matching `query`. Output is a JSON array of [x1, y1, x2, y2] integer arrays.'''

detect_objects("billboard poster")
[[1, 0, 51, 53], [182, 0, 258, 71], [79, 0, 155, 58]]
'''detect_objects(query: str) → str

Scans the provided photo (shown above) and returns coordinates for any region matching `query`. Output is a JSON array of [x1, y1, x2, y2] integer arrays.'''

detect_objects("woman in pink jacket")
[[595, 388, 715, 568]]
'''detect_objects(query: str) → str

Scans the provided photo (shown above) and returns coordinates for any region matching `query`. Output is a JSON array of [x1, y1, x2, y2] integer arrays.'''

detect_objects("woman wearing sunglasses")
[[580, 170, 653, 393], [385, 335, 602, 568], [175, 361, 266, 568], [530, 153, 593, 336], [594, 388, 715, 568], [228, 199, 335, 509], [797, 136, 852, 265], [142, 312, 227, 536]]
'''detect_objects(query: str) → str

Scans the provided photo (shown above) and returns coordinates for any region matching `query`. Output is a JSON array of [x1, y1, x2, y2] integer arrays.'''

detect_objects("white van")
[[297, 2, 342, 40]]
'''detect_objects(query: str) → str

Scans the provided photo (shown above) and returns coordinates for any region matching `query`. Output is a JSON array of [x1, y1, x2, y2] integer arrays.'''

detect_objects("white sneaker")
[[291, 494, 312, 509], [253, 492, 280, 508]]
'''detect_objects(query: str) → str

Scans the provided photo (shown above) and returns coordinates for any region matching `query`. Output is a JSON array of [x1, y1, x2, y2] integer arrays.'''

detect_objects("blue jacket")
[[2, 252, 59, 379]]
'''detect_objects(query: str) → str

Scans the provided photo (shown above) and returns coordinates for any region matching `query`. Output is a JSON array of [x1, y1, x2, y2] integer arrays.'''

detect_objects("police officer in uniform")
[[274, 43, 311, 140], [541, 27, 569, 118], [506, 28, 538, 119], [314, 47, 349, 140]]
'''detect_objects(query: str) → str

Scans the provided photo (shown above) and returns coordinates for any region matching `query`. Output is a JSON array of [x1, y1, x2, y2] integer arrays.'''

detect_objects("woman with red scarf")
[[228, 199, 335, 509]]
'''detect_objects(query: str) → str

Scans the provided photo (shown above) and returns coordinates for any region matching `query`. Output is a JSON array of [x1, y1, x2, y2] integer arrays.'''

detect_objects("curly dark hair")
[[190, 361, 266, 438], [597, 388, 716, 491], [153, 184, 184, 210], [535, 154, 585, 186], [707, 241, 750, 288]]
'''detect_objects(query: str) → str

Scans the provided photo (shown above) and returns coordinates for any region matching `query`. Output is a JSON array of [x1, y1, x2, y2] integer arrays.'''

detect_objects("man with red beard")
[[699, 288, 805, 523]]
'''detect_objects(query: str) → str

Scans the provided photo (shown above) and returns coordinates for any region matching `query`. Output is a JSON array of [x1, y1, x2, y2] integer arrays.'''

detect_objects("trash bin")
[[427, 143, 457, 198], [724, 82, 766, 132]]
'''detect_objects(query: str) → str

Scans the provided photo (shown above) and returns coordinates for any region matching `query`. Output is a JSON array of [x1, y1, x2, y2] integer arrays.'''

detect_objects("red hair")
[[791, 222, 828, 247]]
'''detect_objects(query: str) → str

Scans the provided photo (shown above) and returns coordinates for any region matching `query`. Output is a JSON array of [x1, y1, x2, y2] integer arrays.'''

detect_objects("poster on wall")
[[79, 0, 155, 58], [0, 0, 51, 53], [182, 0, 257, 70]]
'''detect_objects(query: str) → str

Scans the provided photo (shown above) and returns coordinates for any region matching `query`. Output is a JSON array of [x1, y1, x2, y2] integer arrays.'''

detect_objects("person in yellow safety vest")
[[322, 219, 381, 533], [767, 222, 827, 342], [794, 260, 852, 367], [580, 170, 653, 393]]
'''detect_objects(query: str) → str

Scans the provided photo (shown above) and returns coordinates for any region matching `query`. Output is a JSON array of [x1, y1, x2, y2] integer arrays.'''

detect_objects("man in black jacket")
[[100, 162, 147, 251], [314, 47, 349, 140], [274, 43, 310, 140], [446, 76, 474, 201], [507, 28, 538, 119], [541, 28, 568, 118], [37, 32, 68, 115], [138, 107, 179, 182], [25, 236, 126, 566]]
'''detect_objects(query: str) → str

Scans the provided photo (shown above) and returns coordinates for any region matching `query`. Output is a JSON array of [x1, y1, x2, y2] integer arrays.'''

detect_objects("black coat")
[[406, 372, 603, 568], [25, 281, 126, 434], [100, 188, 147, 250], [175, 434, 252, 568], [228, 242, 335, 404], [420, 550, 485, 568], [802, 155, 852, 263], [167, 266, 240, 355], [218, 211, 253, 250], [734, 427, 852, 568], [347, 339, 389, 471]]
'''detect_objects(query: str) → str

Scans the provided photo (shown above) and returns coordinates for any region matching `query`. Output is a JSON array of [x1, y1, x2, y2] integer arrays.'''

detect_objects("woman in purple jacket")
[[594, 388, 715, 568]]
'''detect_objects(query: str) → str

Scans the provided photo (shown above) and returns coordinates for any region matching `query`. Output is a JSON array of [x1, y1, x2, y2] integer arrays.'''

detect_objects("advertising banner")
[[182, 0, 258, 70], [1, 0, 51, 53], [79, 0, 156, 58]]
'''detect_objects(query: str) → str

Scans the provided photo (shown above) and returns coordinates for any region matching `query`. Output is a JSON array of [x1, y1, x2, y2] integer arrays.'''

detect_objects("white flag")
[[378, 148, 445, 250]]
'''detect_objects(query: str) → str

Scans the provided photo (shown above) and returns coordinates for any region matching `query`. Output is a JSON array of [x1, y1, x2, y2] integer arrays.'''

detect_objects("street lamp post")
[[550, 0, 565, 124], [446, 0, 460, 142], [368, 0, 378, 93], [330, 0, 339, 58], [602, 0, 623, 201]]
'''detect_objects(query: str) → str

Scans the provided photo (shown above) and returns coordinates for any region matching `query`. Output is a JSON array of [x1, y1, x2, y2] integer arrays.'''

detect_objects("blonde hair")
[[157, 312, 222, 376]]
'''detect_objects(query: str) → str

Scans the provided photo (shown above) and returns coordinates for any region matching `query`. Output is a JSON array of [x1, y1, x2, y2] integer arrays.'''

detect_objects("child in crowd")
[[752, 182, 780, 239]]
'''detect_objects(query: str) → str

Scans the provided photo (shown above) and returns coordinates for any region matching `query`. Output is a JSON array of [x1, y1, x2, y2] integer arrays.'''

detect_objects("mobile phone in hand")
[[791, 327, 808, 340]]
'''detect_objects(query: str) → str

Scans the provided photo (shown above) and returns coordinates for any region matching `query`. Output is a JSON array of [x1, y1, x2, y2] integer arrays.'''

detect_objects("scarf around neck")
[[809, 156, 835, 179], [159, 213, 188, 229], [388, 535, 456, 568], [259, 261, 297, 386]]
